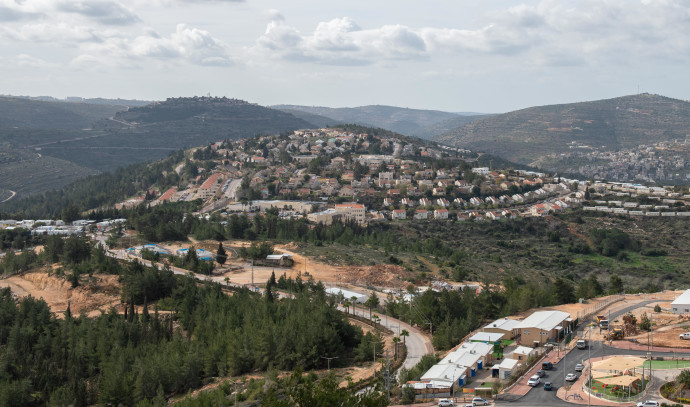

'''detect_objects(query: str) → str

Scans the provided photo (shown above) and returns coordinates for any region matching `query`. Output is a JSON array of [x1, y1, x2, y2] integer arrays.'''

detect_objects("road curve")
[[348, 304, 434, 372]]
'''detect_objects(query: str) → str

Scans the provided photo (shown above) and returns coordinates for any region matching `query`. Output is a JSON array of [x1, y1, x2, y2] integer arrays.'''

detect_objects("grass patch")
[[640, 360, 690, 369]]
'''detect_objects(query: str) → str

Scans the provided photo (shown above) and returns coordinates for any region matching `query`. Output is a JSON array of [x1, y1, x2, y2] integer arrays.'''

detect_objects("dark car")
[[542, 361, 553, 370], [544, 382, 553, 391], [536, 369, 546, 377]]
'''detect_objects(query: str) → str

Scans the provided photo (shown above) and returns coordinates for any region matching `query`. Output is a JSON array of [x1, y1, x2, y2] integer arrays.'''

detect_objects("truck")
[[599, 319, 609, 329], [576, 339, 588, 349], [608, 327, 624, 340]]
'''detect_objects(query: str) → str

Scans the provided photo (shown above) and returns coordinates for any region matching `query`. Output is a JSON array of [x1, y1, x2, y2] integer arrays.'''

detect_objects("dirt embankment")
[[0, 271, 121, 317]]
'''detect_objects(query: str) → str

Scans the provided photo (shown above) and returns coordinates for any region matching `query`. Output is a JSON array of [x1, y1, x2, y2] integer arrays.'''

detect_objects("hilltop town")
[[107, 127, 689, 225]]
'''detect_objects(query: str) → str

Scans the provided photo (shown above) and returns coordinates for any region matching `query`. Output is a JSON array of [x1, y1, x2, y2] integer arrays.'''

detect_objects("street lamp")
[[321, 356, 339, 372]]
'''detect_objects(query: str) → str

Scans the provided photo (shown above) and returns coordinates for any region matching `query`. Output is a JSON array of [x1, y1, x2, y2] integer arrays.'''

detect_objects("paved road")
[[500, 300, 689, 406], [348, 304, 434, 373]]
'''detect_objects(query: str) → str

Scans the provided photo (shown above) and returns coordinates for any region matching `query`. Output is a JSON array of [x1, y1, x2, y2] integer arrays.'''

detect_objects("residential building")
[[334, 203, 366, 223], [515, 310, 573, 346]]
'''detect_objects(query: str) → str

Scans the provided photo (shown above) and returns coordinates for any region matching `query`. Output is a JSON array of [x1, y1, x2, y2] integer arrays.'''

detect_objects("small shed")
[[491, 358, 519, 380], [265, 253, 293, 267]]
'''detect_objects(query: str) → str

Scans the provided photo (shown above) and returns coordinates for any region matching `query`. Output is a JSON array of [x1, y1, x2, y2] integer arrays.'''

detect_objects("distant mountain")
[[271, 104, 475, 138], [276, 108, 342, 128], [409, 114, 492, 140], [0, 96, 126, 130], [436, 94, 690, 164], [0, 96, 315, 199]]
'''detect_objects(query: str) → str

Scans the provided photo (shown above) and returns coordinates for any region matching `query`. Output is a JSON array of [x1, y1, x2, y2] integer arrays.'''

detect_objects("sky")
[[1, 0, 689, 113]]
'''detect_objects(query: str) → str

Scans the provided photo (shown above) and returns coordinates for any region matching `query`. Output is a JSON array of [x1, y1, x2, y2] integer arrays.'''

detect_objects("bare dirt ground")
[[0, 271, 121, 317], [338, 318, 397, 388], [172, 239, 413, 289]]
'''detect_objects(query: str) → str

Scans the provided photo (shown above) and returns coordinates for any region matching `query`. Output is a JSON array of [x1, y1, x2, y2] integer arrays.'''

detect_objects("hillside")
[[272, 104, 465, 138], [436, 94, 690, 164], [0, 96, 126, 130], [0, 96, 318, 198]]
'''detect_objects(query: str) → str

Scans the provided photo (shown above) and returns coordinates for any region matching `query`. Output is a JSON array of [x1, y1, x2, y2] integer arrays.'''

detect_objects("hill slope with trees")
[[436, 93, 690, 164], [272, 104, 475, 138]]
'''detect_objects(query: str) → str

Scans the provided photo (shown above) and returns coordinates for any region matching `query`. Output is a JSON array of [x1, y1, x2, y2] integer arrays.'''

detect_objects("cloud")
[[55, 1, 140, 25], [254, 14, 426, 65], [253, 2, 690, 68], [11, 53, 55, 68], [76, 24, 234, 67], [7, 23, 101, 42], [0, 5, 43, 21]]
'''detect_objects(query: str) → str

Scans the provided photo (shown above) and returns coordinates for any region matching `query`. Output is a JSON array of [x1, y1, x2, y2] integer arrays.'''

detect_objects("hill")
[[0, 96, 317, 198], [272, 104, 468, 138], [409, 113, 492, 140], [436, 94, 690, 165], [0, 96, 126, 130]]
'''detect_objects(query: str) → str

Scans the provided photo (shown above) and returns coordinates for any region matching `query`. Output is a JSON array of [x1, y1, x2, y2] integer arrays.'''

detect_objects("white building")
[[671, 289, 690, 314]]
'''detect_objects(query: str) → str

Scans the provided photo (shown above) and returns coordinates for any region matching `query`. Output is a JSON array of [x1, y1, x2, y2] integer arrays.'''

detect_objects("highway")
[[499, 300, 690, 406]]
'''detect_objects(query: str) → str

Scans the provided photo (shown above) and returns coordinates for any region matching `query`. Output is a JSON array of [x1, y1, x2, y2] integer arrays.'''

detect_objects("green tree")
[[610, 274, 624, 294], [639, 312, 651, 331], [554, 277, 575, 304], [365, 291, 380, 319], [216, 242, 227, 266]]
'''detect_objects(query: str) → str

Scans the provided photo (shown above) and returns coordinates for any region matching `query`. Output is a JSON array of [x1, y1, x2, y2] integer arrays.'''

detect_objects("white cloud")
[[76, 24, 234, 67], [7, 23, 101, 42], [12, 53, 55, 67], [253, 2, 690, 68], [55, 1, 140, 25]]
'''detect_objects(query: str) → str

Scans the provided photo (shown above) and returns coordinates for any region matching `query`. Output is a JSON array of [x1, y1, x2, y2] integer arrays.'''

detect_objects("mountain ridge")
[[436, 93, 690, 164]]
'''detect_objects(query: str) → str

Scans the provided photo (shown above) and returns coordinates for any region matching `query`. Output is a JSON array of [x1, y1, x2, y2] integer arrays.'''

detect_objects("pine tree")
[[216, 242, 227, 266]]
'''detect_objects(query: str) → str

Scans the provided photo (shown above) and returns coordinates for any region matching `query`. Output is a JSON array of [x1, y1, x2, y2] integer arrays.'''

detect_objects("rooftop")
[[671, 289, 690, 305], [515, 310, 571, 331]]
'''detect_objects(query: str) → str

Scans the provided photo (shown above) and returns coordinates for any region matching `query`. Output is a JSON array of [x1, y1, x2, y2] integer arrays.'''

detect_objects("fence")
[[576, 295, 625, 323], [581, 371, 654, 403]]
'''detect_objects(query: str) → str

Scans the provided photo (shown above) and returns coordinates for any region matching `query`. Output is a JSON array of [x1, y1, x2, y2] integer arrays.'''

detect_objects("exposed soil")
[[0, 271, 122, 317]]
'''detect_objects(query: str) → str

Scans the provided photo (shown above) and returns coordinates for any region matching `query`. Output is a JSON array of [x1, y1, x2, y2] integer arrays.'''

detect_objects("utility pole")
[[588, 326, 592, 407], [384, 349, 391, 401], [372, 342, 377, 375], [321, 356, 339, 372], [251, 259, 254, 289]]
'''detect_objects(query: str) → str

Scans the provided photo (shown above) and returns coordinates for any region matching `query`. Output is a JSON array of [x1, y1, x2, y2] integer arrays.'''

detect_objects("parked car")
[[437, 399, 454, 407], [575, 363, 584, 372], [541, 361, 553, 370], [636, 401, 659, 407], [471, 398, 490, 406], [536, 369, 546, 377], [527, 375, 541, 387], [543, 382, 553, 391], [680, 333, 690, 340], [565, 373, 578, 382]]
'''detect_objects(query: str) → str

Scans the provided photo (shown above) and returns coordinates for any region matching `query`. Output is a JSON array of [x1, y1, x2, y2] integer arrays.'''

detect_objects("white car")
[[437, 399, 454, 407], [637, 401, 659, 407], [527, 375, 541, 386], [472, 397, 490, 406], [680, 332, 690, 340], [565, 373, 578, 382], [575, 363, 584, 372]]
